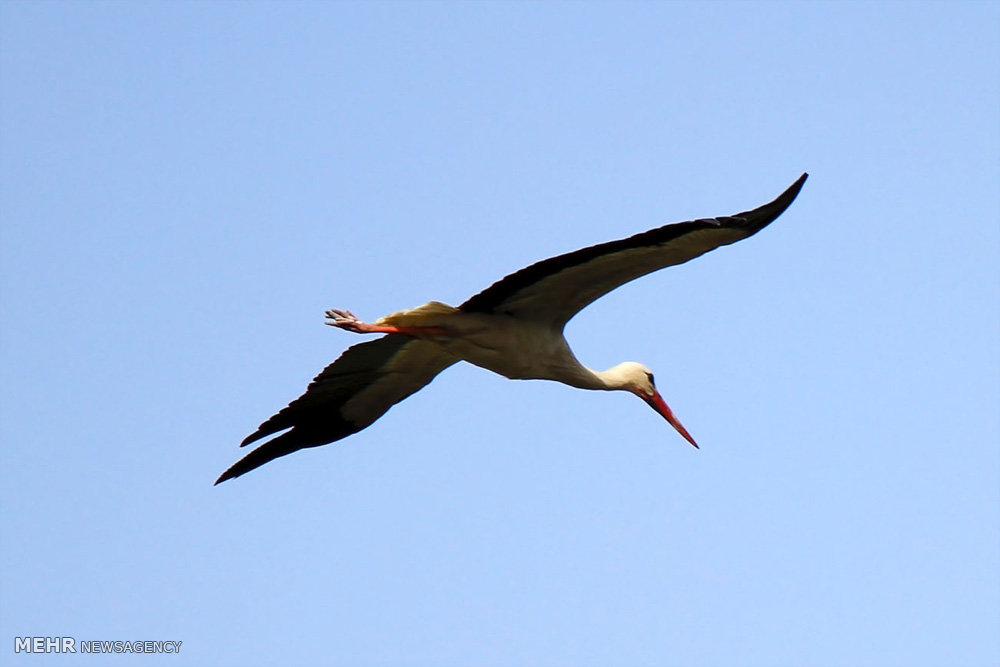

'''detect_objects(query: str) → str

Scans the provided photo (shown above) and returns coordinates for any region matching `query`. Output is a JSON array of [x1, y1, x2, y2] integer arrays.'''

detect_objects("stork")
[[216, 174, 807, 484]]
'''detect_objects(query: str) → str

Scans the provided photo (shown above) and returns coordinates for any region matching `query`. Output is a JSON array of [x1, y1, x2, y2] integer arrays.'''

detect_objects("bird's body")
[[216, 174, 807, 484], [373, 302, 584, 383], [370, 304, 649, 393]]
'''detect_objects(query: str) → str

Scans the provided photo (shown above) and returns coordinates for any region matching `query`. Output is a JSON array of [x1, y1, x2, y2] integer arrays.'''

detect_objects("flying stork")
[[216, 174, 807, 484]]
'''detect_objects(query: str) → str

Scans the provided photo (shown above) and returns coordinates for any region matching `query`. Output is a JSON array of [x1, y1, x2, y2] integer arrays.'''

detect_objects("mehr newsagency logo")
[[14, 636, 182, 654]]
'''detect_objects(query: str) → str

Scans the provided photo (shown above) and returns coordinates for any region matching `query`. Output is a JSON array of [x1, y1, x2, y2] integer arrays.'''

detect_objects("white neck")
[[551, 362, 635, 392]]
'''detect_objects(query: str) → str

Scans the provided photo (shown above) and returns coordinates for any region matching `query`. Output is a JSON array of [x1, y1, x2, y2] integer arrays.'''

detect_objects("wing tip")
[[215, 429, 316, 485], [777, 172, 808, 207], [214, 436, 301, 485], [216, 414, 369, 485], [239, 430, 265, 448], [765, 172, 808, 212], [215, 454, 255, 484], [732, 172, 808, 231], [789, 172, 809, 197]]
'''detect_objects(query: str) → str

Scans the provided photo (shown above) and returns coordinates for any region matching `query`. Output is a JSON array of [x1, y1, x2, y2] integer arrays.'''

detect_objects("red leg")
[[324, 309, 453, 337]]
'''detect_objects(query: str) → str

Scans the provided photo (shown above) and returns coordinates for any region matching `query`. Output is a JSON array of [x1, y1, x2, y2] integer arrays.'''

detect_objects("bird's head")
[[610, 362, 699, 449]]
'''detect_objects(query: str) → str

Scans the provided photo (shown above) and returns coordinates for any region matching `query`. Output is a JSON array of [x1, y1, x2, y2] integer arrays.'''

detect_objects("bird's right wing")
[[216, 335, 458, 484], [460, 174, 807, 329]]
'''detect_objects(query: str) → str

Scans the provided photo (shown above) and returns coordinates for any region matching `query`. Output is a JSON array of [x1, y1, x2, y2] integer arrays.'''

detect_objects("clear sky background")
[[2, 2, 998, 666]]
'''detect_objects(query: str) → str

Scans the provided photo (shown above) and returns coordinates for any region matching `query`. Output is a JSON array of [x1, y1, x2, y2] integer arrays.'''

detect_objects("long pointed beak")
[[642, 390, 699, 449]]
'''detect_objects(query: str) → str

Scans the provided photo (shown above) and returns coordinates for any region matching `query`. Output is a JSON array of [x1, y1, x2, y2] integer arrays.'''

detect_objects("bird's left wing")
[[460, 174, 807, 329], [216, 335, 458, 484]]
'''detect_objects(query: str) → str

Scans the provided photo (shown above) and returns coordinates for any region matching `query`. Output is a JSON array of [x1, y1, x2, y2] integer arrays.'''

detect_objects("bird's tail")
[[375, 301, 460, 328]]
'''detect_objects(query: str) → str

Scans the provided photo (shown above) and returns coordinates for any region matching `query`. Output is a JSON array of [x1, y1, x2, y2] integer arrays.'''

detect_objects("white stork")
[[216, 174, 807, 484]]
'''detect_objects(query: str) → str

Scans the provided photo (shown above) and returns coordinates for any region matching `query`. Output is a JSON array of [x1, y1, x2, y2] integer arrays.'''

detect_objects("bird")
[[216, 173, 807, 484]]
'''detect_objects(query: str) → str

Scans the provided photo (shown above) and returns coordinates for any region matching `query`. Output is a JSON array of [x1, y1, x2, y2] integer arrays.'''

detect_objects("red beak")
[[642, 390, 699, 449]]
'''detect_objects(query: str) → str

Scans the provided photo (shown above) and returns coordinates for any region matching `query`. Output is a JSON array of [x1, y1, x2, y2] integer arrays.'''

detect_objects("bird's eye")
[[647, 372, 655, 385]]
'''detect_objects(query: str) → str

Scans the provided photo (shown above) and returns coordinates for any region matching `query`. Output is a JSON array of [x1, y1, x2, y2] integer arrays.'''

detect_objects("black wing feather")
[[460, 173, 807, 325], [216, 335, 456, 484]]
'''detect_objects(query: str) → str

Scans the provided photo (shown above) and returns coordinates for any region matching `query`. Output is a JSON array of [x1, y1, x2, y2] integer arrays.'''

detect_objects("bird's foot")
[[325, 309, 380, 334]]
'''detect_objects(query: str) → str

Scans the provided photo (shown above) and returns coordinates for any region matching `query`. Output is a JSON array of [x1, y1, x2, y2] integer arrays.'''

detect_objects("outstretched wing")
[[460, 174, 807, 328], [216, 335, 458, 484]]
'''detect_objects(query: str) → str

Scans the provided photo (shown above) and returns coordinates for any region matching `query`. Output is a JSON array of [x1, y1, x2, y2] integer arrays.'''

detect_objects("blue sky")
[[1, 2, 997, 665]]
